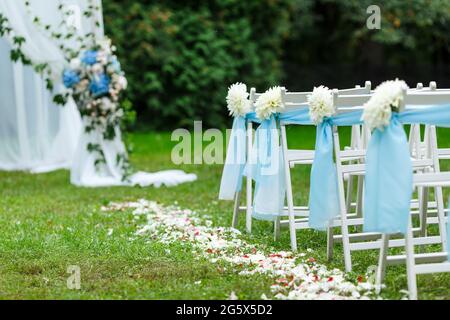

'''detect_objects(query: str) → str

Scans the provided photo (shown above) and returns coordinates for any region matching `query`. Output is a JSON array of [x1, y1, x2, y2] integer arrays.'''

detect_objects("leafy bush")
[[103, 0, 450, 129], [103, 0, 296, 129], [284, 0, 450, 90]]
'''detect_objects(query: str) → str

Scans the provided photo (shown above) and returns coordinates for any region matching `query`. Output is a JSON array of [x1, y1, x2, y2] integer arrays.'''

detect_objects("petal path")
[[102, 199, 382, 300]]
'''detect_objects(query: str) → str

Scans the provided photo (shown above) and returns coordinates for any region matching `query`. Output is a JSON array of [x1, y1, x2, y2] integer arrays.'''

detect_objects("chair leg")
[[274, 216, 281, 241], [419, 186, 429, 238], [376, 233, 389, 291], [245, 177, 252, 233], [435, 185, 447, 250], [356, 175, 364, 219], [245, 122, 253, 234], [280, 125, 297, 252], [345, 174, 354, 213], [333, 126, 353, 272], [326, 226, 334, 261], [405, 217, 418, 300], [341, 218, 353, 272], [284, 174, 297, 251], [288, 221, 297, 251], [231, 191, 242, 228]]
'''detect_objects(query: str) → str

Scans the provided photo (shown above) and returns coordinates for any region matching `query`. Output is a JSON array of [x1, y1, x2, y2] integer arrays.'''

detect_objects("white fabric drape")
[[1, 0, 197, 187], [71, 122, 197, 187], [0, 0, 94, 172]]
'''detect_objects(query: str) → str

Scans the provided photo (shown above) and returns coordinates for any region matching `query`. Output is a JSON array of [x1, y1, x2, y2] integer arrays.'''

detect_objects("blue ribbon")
[[364, 104, 450, 234], [247, 108, 311, 220], [364, 114, 413, 234], [247, 115, 285, 220], [308, 111, 363, 229], [219, 113, 259, 200]]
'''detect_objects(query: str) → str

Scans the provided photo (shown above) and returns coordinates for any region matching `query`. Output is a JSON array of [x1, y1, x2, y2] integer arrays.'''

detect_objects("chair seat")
[[413, 172, 450, 187]]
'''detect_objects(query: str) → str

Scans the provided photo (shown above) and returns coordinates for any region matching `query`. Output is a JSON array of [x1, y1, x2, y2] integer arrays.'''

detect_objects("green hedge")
[[103, 0, 450, 130], [284, 0, 450, 90], [103, 0, 297, 129]]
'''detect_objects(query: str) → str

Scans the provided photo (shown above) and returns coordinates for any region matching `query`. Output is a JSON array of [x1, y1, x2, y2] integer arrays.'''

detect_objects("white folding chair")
[[408, 82, 450, 231], [231, 87, 257, 232], [279, 82, 372, 251], [233, 86, 317, 234], [326, 90, 448, 272], [375, 91, 450, 300]]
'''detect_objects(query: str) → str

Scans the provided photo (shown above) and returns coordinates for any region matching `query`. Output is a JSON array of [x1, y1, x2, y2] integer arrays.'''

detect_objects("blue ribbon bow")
[[308, 112, 363, 229], [364, 104, 450, 235]]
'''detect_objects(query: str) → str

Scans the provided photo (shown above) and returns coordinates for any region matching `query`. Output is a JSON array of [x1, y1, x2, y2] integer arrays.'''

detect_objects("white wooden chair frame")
[[323, 89, 450, 272], [279, 82, 372, 251], [375, 90, 450, 300], [408, 83, 450, 227]]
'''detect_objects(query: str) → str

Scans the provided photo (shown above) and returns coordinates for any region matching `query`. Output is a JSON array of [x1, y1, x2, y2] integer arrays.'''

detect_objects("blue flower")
[[63, 70, 80, 88], [81, 50, 98, 65], [89, 73, 110, 97]]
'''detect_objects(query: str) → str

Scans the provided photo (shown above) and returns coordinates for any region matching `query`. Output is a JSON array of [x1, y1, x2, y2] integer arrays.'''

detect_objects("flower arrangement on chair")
[[255, 86, 284, 120], [226, 82, 251, 117], [308, 85, 335, 125], [362, 79, 408, 131]]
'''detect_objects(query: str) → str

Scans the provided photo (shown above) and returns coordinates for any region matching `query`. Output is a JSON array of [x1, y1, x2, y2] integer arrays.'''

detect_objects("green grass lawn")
[[0, 127, 449, 300]]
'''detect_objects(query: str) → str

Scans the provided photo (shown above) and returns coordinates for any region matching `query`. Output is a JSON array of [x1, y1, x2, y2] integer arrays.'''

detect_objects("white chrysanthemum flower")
[[226, 82, 251, 117], [255, 86, 284, 120], [307, 86, 335, 125], [362, 79, 408, 131]]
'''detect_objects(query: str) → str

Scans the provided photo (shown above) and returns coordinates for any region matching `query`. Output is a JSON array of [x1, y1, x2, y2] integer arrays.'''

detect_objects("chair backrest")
[[332, 87, 450, 178], [251, 81, 372, 113], [278, 83, 372, 170], [409, 82, 439, 159]]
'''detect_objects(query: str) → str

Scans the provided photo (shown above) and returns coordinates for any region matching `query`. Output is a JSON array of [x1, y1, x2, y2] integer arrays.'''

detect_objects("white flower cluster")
[[102, 199, 381, 300], [255, 86, 284, 120], [307, 86, 335, 125], [362, 79, 408, 131], [226, 83, 251, 117]]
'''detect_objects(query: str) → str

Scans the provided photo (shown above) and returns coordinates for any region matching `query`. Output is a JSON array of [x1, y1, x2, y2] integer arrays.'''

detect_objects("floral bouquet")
[[362, 79, 408, 131], [62, 37, 128, 139], [60, 37, 133, 179]]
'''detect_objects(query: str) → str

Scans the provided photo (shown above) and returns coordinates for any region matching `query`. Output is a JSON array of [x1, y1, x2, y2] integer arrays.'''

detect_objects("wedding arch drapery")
[[71, 122, 198, 187], [0, 0, 103, 173], [1, 0, 197, 187]]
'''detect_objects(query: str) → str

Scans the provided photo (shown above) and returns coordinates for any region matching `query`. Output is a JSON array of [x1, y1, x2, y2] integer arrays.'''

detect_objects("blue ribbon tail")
[[219, 116, 246, 200], [250, 117, 285, 221], [308, 121, 340, 230], [364, 116, 413, 234]]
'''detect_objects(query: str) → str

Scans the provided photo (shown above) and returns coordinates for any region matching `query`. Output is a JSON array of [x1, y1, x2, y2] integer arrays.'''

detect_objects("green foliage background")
[[103, 0, 450, 129]]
